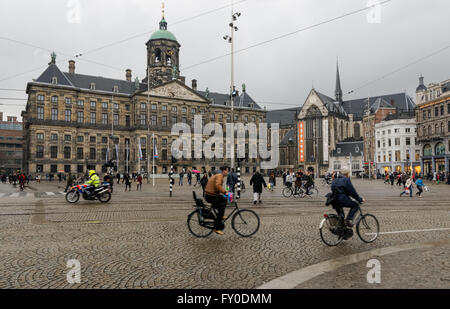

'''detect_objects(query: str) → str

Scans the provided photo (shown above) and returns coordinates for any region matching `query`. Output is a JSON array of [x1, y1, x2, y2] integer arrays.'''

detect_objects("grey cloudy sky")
[[1, 0, 449, 119]]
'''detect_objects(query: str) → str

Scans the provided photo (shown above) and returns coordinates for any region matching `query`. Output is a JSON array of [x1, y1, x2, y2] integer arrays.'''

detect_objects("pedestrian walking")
[[415, 176, 424, 197], [400, 177, 413, 197], [200, 173, 208, 197], [124, 173, 131, 191], [116, 173, 121, 184], [64, 173, 73, 192], [137, 174, 143, 191], [250, 170, 267, 205], [226, 168, 238, 194], [187, 170, 192, 186], [179, 171, 184, 186]]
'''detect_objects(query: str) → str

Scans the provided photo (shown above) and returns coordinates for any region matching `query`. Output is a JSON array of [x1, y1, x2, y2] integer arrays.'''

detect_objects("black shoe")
[[253, 201, 257, 205], [259, 200, 262, 204]]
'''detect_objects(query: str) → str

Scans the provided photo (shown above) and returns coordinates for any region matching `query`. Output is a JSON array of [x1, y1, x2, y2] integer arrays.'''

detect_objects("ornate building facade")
[[22, 15, 266, 176], [415, 76, 450, 175], [267, 63, 415, 176]]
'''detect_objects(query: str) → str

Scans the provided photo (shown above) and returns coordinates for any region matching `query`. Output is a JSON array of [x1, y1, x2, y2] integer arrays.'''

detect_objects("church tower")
[[145, 5, 181, 87], [335, 61, 343, 103]]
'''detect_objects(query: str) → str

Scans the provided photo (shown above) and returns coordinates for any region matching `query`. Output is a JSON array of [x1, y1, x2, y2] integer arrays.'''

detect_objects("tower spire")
[[159, 2, 167, 30], [335, 59, 343, 102]]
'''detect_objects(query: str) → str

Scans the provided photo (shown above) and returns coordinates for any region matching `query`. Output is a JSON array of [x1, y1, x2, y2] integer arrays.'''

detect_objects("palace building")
[[21, 14, 266, 176]]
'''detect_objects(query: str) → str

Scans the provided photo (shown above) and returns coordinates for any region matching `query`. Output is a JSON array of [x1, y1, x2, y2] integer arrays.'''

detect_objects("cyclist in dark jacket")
[[331, 169, 365, 227]]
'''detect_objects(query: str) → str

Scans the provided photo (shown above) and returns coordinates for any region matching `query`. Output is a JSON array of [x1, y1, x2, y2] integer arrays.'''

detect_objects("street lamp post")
[[223, 5, 241, 170]]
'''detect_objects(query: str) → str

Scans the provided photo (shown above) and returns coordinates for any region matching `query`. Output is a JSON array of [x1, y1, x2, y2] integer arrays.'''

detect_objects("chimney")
[[192, 79, 197, 90], [126, 69, 132, 81], [68, 60, 75, 74]]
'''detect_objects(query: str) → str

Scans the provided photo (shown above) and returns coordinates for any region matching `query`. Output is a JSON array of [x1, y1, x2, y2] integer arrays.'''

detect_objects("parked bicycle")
[[319, 201, 379, 246], [188, 191, 260, 238], [282, 182, 318, 198]]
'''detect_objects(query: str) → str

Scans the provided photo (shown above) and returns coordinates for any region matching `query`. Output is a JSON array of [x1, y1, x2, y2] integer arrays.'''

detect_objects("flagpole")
[[138, 138, 141, 176], [152, 133, 155, 187]]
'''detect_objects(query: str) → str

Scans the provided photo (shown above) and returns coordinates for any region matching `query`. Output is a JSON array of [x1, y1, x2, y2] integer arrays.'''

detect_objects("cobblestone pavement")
[[0, 178, 449, 289]]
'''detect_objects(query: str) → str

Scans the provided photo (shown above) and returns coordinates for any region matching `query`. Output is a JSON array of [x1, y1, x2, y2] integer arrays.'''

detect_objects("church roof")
[[197, 90, 262, 110], [330, 140, 364, 157], [32, 64, 145, 95], [266, 108, 301, 126], [150, 29, 177, 42], [280, 128, 296, 146]]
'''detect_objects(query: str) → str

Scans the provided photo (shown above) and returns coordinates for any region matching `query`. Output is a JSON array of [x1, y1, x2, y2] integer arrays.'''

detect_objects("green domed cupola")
[[149, 16, 177, 42], [145, 3, 181, 87]]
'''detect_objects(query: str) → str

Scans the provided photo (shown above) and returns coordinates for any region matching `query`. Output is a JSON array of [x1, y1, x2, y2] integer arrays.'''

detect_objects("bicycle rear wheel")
[[319, 215, 344, 246], [232, 209, 260, 237], [356, 214, 379, 243], [187, 210, 213, 238], [282, 187, 293, 198]]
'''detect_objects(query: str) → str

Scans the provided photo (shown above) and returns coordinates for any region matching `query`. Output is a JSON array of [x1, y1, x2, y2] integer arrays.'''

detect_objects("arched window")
[[428, 125, 432, 135], [354, 123, 361, 139], [435, 143, 445, 156], [423, 144, 432, 156], [155, 48, 161, 63], [340, 121, 343, 139], [346, 123, 349, 139]]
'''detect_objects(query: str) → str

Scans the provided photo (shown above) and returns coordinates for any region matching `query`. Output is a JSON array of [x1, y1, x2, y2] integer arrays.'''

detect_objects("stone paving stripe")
[[0, 193, 5, 198], [59, 192, 65, 195], [46, 192, 55, 196], [257, 239, 450, 289], [26, 193, 34, 198], [366, 227, 450, 235], [10, 193, 19, 198]]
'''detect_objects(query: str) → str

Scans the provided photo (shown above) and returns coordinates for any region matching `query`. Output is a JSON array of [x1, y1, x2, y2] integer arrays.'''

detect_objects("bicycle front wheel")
[[356, 214, 379, 243], [282, 187, 293, 198], [232, 209, 260, 237], [187, 210, 213, 238], [319, 215, 343, 246]]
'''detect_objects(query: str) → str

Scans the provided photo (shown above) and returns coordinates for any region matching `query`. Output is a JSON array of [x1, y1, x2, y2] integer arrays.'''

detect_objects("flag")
[[138, 139, 143, 161], [153, 137, 158, 159]]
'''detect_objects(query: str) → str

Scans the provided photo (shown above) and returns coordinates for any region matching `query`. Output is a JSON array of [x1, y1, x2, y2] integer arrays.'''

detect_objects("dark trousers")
[[416, 186, 423, 196], [205, 194, 227, 230], [333, 200, 359, 221]]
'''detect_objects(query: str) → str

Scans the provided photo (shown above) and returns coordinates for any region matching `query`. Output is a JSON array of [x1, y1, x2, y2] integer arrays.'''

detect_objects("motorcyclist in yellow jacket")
[[85, 170, 100, 197]]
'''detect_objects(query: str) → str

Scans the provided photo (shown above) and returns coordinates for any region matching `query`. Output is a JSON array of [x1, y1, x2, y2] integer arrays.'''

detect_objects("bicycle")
[[187, 191, 260, 238], [282, 183, 302, 198], [319, 202, 379, 246]]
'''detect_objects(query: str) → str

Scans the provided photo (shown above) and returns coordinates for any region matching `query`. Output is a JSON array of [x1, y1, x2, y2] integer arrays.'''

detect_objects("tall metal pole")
[[147, 66, 150, 183], [230, 1, 235, 171]]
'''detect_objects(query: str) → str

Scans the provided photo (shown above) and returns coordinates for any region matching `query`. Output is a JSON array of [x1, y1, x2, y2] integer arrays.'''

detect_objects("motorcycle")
[[65, 183, 111, 204]]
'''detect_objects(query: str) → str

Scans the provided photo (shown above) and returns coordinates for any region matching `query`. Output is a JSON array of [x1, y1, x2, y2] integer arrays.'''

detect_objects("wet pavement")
[[0, 178, 449, 289]]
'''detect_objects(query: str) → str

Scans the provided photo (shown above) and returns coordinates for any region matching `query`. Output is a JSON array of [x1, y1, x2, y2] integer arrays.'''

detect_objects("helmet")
[[89, 170, 96, 176]]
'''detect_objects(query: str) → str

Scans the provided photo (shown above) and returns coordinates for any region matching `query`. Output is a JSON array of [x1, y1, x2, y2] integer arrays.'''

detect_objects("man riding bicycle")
[[85, 170, 100, 197], [331, 169, 365, 227], [204, 166, 229, 235]]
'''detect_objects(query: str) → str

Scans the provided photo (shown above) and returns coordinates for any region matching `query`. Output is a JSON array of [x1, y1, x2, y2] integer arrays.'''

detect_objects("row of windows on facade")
[[422, 142, 448, 157], [0, 136, 23, 141], [0, 143, 22, 149], [35, 133, 168, 146], [36, 164, 259, 175], [419, 121, 450, 137], [377, 127, 415, 135], [377, 150, 420, 163], [420, 90, 445, 103], [36, 95, 261, 121], [333, 161, 362, 170], [418, 102, 450, 120], [335, 146, 360, 154], [377, 137, 416, 148], [35, 107, 260, 125], [33, 145, 257, 162]]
